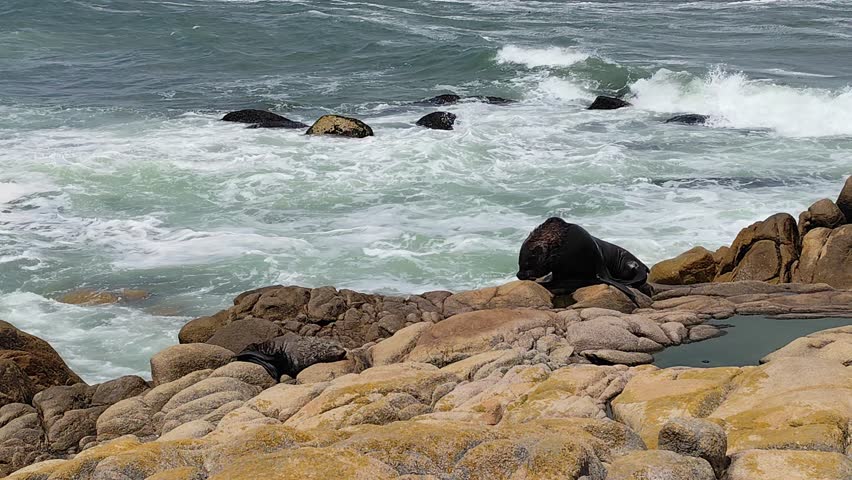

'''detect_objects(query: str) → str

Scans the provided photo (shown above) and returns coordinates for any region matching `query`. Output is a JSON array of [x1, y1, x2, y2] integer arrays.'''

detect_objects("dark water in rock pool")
[[1, 0, 851, 381], [654, 316, 852, 368]]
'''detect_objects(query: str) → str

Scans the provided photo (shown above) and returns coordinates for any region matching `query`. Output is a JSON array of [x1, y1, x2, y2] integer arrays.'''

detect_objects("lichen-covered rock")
[[296, 359, 355, 384], [370, 322, 434, 367], [0, 320, 84, 392], [150, 343, 234, 386], [306, 115, 374, 138], [649, 246, 718, 285], [714, 213, 799, 283], [406, 309, 555, 366], [211, 446, 397, 480], [793, 225, 852, 289], [658, 417, 727, 478], [209, 361, 277, 389], [442, 280, 553, 317], [726, 449, 852, 480], [760, 325, 852, 365], [605, 450, 715, 480]]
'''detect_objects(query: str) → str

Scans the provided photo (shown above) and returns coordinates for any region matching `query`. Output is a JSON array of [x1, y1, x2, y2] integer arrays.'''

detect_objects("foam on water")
[[630, 68, 852, 137], [496, 45, 591, 68]]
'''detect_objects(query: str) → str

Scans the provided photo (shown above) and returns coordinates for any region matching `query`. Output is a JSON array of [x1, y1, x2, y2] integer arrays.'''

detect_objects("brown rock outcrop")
[[714, 213, 799, 283]]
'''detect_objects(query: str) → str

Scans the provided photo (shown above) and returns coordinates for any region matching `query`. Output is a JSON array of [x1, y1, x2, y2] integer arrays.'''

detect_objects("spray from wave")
[[629, 67, 852, 137], [496, 45, 590, 68]]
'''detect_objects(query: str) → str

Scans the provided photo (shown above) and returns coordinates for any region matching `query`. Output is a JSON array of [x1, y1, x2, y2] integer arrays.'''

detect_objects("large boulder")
[[792, 225, 852, 289], [91, 375, 149, 406], [0, 320, 83, 392], [798, 198, 845, 236], [416, 112, 456, 130], [150, 344, 234, 386], [714, 213, 799, 283], [206, 318, 282, 354], [605, 450, 715, 480], [836, 175, 852, 223], [178, 311, 229, 344], [658, 417, 727, 478], [0, 359, 34, 407], [306, 115, 374, 138], [588, 95, 631, 110], [649, 246, 717, 285], [726, 449, 852, 480]]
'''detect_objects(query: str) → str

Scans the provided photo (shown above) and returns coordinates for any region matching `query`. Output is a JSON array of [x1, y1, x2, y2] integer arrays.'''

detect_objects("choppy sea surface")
[[1, 0, 850, 381]]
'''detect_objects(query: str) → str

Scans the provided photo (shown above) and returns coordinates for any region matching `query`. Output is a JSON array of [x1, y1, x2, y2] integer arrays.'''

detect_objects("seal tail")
[[596, 275, 641, 307]]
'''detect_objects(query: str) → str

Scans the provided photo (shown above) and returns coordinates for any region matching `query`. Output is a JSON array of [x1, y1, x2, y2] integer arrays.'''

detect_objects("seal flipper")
[[596, 274, 641, 307]]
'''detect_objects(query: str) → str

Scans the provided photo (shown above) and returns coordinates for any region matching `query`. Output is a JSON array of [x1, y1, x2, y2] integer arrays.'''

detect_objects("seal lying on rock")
[[235, 333, 347, 380], [516, 217, 650, 304]]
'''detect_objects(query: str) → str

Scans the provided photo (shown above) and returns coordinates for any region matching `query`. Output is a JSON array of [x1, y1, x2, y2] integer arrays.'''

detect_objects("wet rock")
[[658, 417, 728, 478], [665, 114, 709, 125], [0, 359, 34, 408], [478, 96, 515, 105], [714, 213, 799, 283], [306, 115, 374, 138], [58, 288, 149, 305], [150, 343, 234, 386], [0, 320, 84, 392], [588, 95, 631, 110], [415, 111, 456, 130], [221, 109, 287, 124], [246, 119, 309, 129], [206, 318, 282, 354], [835, 175, 852, 223], [606, 450, 715, 480], [798, 198, 845, 236], [726, 449, 852, 480], [649, 246, 718, 285], [415, 93, 461, 106], [793, 225, 852, 289], [582, 349, 653, 366]]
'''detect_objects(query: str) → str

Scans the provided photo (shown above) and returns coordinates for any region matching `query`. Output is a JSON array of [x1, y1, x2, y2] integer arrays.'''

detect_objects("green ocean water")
[[1, 0, 850, 381]]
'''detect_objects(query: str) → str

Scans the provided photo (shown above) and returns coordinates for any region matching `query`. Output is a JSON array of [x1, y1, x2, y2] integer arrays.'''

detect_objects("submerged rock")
[[665, 114, 709, 125], [477, 96, 515, 105], [221, 109, 286, 124], [588, 95, 631, 110], [306, 115, 374, 138], [415, 112, 456, 130]]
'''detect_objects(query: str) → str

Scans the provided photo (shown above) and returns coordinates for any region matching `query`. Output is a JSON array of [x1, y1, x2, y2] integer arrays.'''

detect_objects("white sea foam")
[[496, 45, 590, 68], [629, 68, 852, 137]]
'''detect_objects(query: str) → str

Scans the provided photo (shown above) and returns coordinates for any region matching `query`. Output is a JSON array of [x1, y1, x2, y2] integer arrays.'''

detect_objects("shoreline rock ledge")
[[1, 177, 851, 479]]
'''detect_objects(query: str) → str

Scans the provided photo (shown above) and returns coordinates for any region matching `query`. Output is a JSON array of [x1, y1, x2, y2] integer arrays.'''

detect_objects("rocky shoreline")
[[1, 178, 850, 479]]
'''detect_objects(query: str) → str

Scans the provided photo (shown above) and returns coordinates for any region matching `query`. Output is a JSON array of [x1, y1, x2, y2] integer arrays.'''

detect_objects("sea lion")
[[235, 333, 347, 380], [516, 218, 650, 304]]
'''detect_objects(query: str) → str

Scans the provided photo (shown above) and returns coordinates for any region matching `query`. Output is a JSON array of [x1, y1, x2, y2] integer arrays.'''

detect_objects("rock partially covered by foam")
[[588, 95, 631, 110]]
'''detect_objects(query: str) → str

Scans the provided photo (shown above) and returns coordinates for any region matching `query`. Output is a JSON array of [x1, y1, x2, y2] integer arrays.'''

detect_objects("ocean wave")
[[496, 45, 590, 68], [629, 67, 852, 137]]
